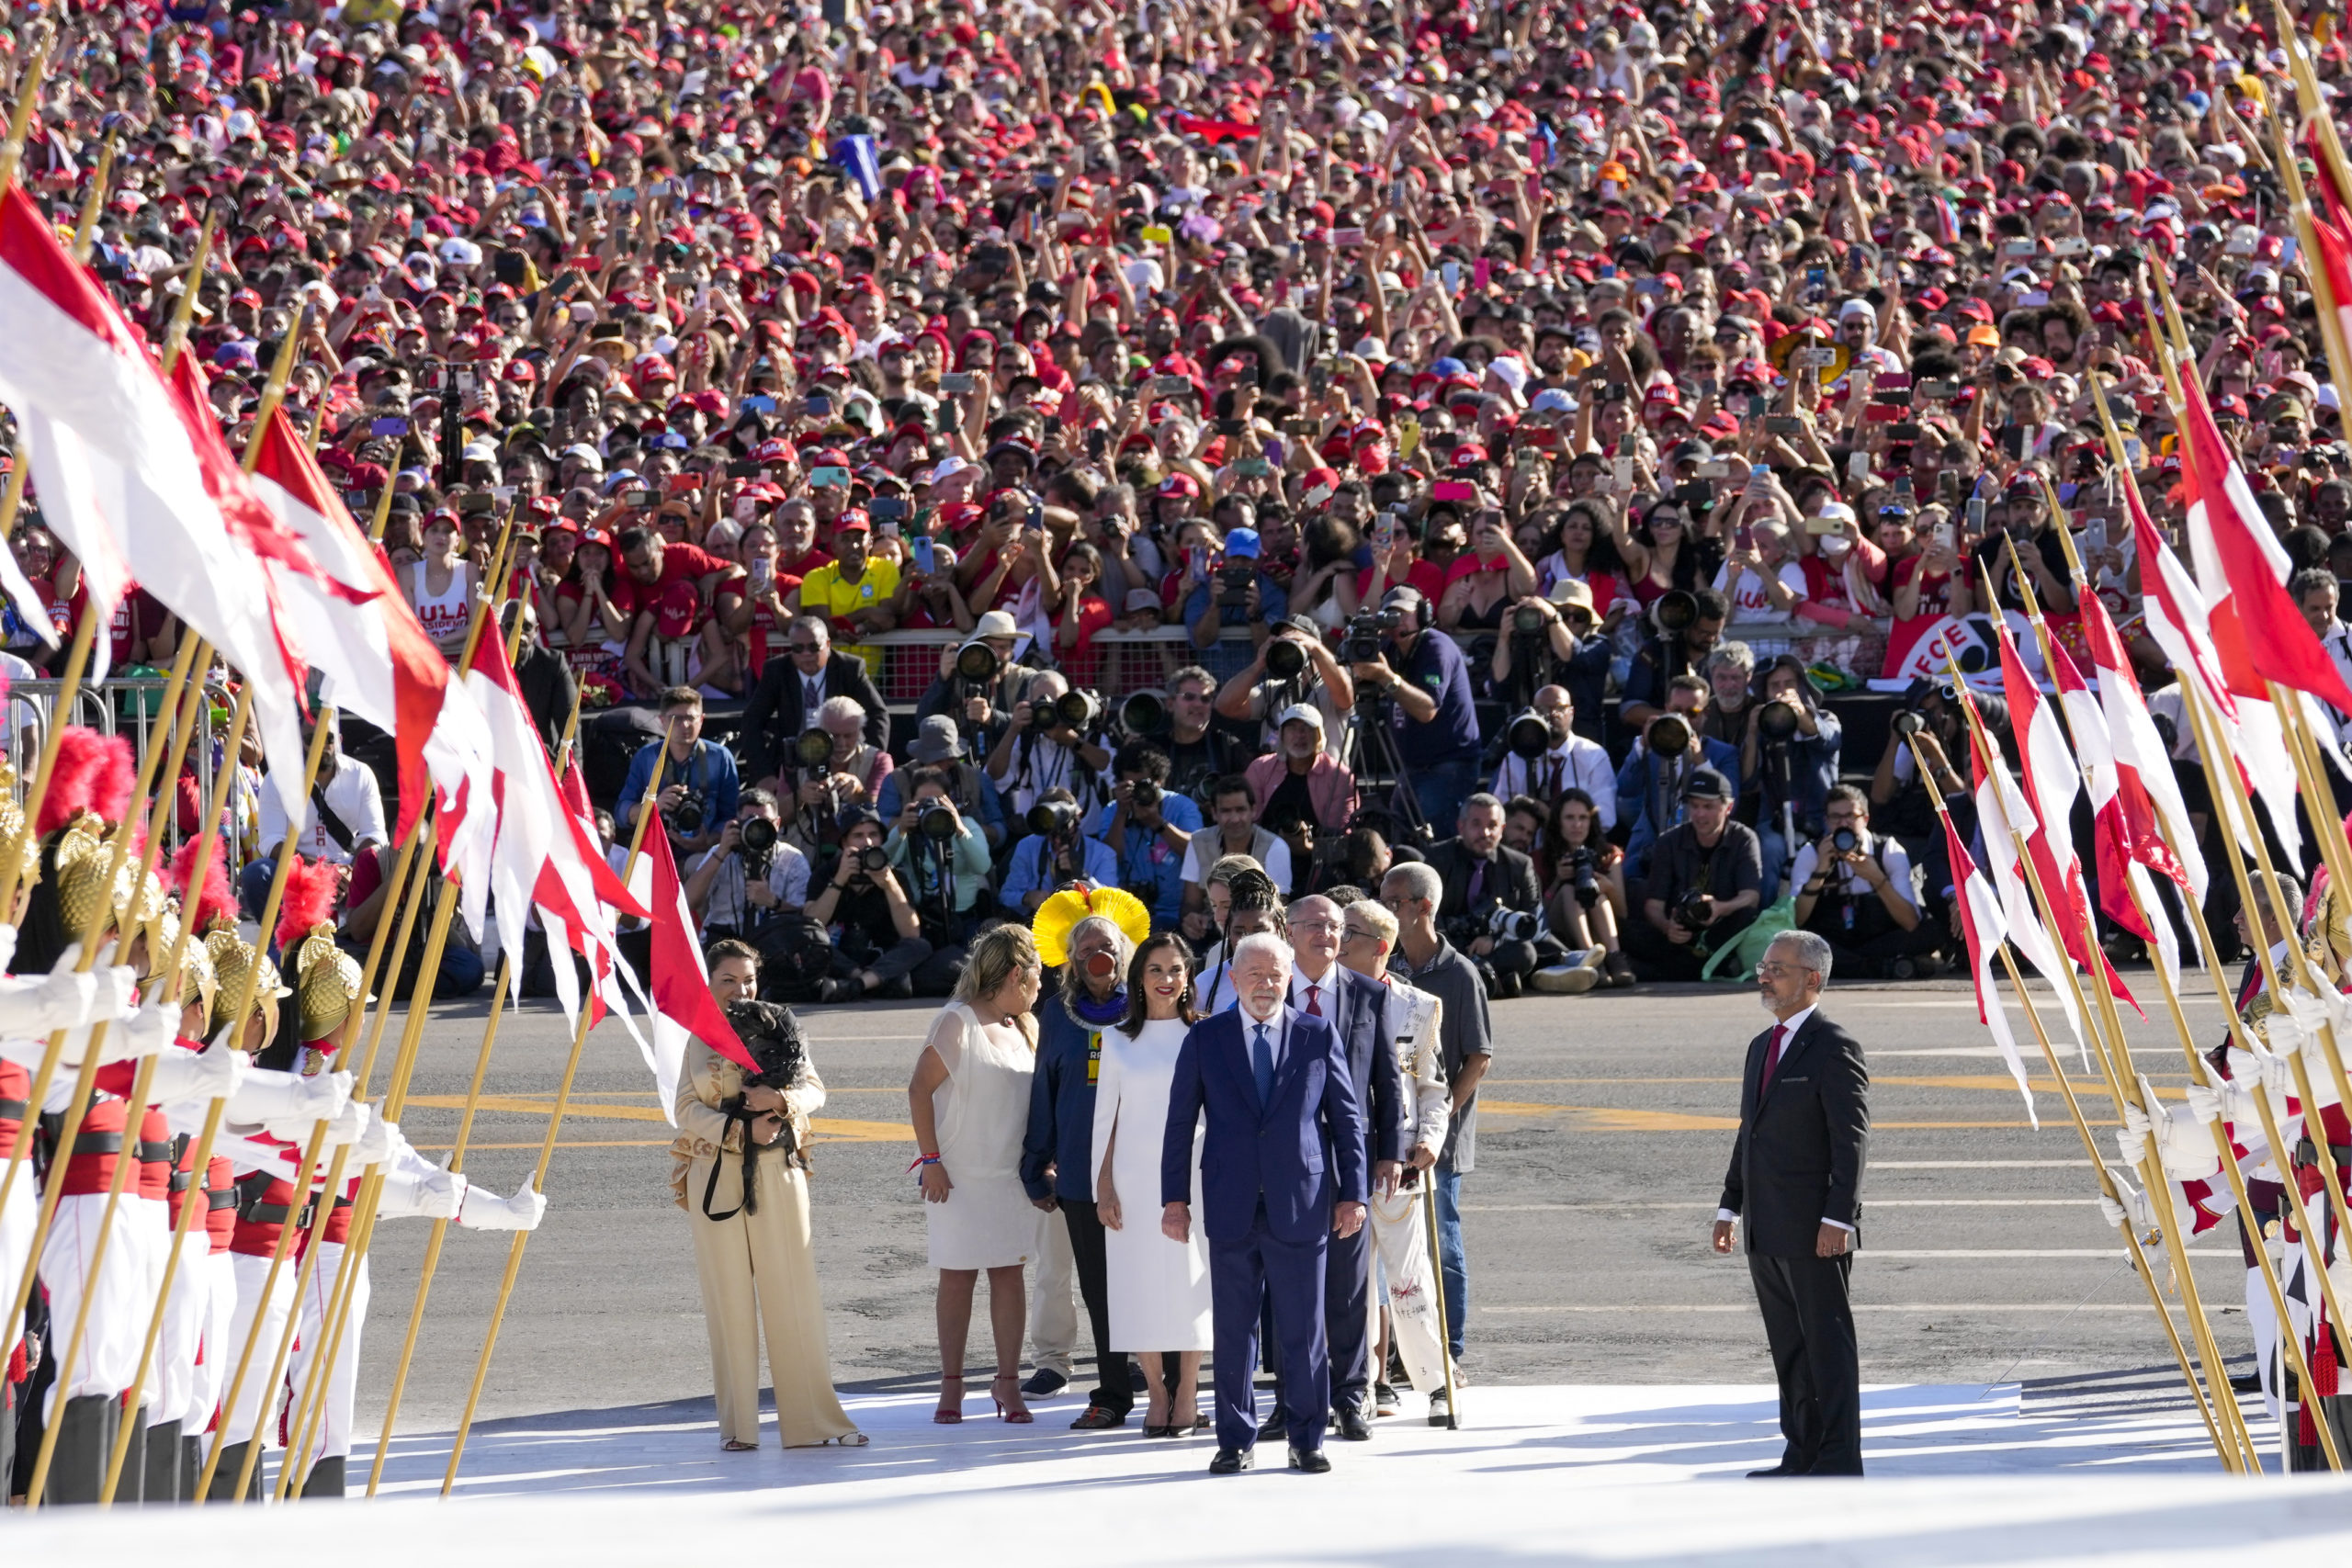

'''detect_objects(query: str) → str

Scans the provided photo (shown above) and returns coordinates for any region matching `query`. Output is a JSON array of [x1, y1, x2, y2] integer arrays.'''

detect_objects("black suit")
[[1718, 1008, 1869, 1476], [740, 650, 889, 784], [1423, 837, 1551, 987], [1301, 967, 1408, 1414]]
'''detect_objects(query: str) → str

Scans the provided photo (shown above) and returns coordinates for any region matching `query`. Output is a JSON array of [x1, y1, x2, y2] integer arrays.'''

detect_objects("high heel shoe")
[[990, 1373, 1035, 1424], [934, 1377, 966, 1425]]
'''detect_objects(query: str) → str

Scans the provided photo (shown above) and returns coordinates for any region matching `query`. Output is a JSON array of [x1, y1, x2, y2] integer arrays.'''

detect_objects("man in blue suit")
[[1162, 932, 1368, 1475]]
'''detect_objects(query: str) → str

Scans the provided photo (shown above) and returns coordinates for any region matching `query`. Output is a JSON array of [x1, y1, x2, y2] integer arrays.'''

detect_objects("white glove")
[[2137, 1077, 2219, 1182], [2098, 1171, 2152, 1234], [413, 1167, 464, 1221], [149, 1043, 245, 1106], [458, 1179, 547, 1232], [20, 943, 138, 1030], [0, 919, 17, 973], [352, 1113, 397, 1168], [117, 987, 181, 1060], [2185, 1077, 2225, 1126], [298, 1069, 356, 1121], [2117, 1098, 2153, 1168], [2255, 1046, 2298, 1109], [316, 1100, 369, 1150]]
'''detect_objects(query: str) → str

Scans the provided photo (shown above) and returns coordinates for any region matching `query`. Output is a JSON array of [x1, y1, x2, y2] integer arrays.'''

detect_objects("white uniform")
[[1366, 977, 1454, 1395]]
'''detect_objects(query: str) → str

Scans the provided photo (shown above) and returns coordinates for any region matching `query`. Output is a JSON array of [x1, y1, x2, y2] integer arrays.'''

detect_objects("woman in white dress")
[[1091, 933, 1214, 1436], [908, 925, 1046, 1424]]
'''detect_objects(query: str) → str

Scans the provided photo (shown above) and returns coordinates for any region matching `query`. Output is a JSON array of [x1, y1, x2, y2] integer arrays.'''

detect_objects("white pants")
[[287, 1243, 368, 1462], [209, 1250, 297, 1459], [125, 1195, 167, 1410], [0, 1162, 31, 1348], [152, 1219, 214, 1427], [1369, 1187, 1450, 1396], [1027, 1214, 1077, 1374], [39, 1191, 145, 1417], [187, 1250, 235, 1427]]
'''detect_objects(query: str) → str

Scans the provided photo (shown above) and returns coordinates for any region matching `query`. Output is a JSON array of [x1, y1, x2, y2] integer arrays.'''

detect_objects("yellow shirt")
[[797, 558, 900, 676]]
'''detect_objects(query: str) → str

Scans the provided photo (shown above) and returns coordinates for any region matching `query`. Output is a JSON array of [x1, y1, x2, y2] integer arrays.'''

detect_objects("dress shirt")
[[1239, 1003, 1287, 1084], [1289, 967, 1335, 1019]]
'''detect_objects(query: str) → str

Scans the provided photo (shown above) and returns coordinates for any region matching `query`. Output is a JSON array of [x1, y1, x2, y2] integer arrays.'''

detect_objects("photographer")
[[1425, 794, 1565, 1000], [1627, 768, 1764, 983], [1090, 741, 1199, 932], [915, 610, 1029, 752], [1002, 787, 1123, 914], [985, 668, 1112, 822], [1242, 705, 1359, 836], [1791, 787, 1942, 979], [1181, 775, 1295, 933], [620, 686, 739, 857], [1214, 616, 1355, 760], [804, 807, 954, 1001], [1616, 675, 1742, 874], [809, 694, 895, 807], [1349, 585, 1484, 832], [1182, 525, 1287, 681], [1870, 681, 1973, 843], [878, 716, 1008, 852], [741, 615, 889, 793], [1489, 686, 1614, 826], [1148, 665, 1249, 801], [1619, 586, 1728, 734], [1740, 655, 1844, 901], [887, 768, 992, 960], [1488, 579, 1611, 724], [1543, 790, 1634, 988], [685, 790, 812, 941]]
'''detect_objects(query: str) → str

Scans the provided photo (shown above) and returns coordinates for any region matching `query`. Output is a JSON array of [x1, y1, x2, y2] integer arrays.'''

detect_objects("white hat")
[[970, 610, 1021, 640], [1275, 703, 1324, 732]]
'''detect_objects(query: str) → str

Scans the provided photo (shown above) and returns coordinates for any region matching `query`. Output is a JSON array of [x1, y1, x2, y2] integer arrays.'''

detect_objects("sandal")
[[935, 1375, 966, 1425], [722, 1438, 758, 1452], [830, 1431, 870, 1448], [991, 1372, 1035, 1424]]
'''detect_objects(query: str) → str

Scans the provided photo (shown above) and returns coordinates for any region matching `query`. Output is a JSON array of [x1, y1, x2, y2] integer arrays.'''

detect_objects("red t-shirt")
[[1057, 593, 1115, 688], [1354, 558, 1447, 605], [609, 543, 739, 619]]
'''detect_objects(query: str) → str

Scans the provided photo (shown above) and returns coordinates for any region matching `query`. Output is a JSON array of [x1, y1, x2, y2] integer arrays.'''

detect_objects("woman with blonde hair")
[[909, 923, 1047, 1422]]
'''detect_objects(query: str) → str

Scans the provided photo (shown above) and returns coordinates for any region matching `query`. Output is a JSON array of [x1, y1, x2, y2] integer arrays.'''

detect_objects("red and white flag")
[[1964, 695, 2089, 1060], [2076, 583, 2206, 905], [640, 822, 753, 1122], [2047, 637, 2183, 990], [0, 186, 310, 821], [1940, 806, 2036, 1126], [1993, 621, 2138, 1021], [247, 405, 495, 919], [546, 746, 650, 1045]]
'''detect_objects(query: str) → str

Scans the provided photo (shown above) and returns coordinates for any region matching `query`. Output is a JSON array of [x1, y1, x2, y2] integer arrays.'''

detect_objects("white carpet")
[[17, 1382, 2352, 1562]]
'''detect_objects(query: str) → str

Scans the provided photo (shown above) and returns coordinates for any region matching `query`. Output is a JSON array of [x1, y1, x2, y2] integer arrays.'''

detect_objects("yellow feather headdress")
[[1031, 883, 1152, 968]]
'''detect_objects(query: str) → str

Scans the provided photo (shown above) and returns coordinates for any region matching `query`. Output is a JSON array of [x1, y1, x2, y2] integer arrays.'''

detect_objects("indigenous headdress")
[[277, 855, 363, 1043], [1031, 883, 1151, 969]]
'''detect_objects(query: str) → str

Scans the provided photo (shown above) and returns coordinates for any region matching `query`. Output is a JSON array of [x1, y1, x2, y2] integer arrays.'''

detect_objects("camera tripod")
[[1344, 686, 1430, 845]]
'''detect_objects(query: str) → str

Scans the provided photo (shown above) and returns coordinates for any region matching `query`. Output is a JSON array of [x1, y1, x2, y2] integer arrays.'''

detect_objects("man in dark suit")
[[1284, 895, 1406, 1438], [1422, 793, 1560, 998], [1713, 929, 1869, 1478], [1163, 932, 1367, 1475], [740, 615, 888, 789]]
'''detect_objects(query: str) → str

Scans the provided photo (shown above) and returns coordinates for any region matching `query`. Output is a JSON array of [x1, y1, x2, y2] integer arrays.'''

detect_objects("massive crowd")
[[2, 0, 2349, 1004]]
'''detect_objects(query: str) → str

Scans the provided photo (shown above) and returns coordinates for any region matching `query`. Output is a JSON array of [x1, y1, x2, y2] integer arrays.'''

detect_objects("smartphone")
[[805, 392, 832, 418], [2001, 239, 2035, 258], [1765, 414, 1804, 434], [911, 535, 935, 574], [1934, 520, 1956, 551], [1332, 227, 1366, 247], [1214, 417, 1246, 436], [1746, 394, 1767, 420], [1610, 457, 1634, 491], [2085, 518, 2109, 557], [1441, 261, 1462, 294], [1804, 265, 1828, 294], [1148, 375, 1193, 397], [1917, 379, 1959, 401], [1232, 364, 1258, 387], [370, 416, 410, 437], [869, 497, 909, 523], [726, 457, 762, 479], [1747, 463, 1772, 492], [1887, 422, 1923, 442], [941, 372, 977, 393], [1236, 457, 1273, 478], [1431, 480, 1477, 502], [1087, 428, 1109, 460], [810, 466, 853, 488], [1966, 497, 1986, 535], [1736, 525, 1755, 553], [2001, 426, 2028, 461], [624, 488, 655, 507], [1798, 347, 1838, 369], [491, 485, 518, 504], [1189, 546, 1211, 580], [1846, 451, 1871, 484]]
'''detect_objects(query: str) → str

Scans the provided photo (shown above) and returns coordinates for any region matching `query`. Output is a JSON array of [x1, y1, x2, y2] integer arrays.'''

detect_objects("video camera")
[[1343, 605, 1404, 665]]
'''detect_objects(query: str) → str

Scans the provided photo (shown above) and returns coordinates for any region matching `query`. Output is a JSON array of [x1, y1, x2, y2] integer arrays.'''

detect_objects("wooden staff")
[[1983, 567, 2269, 1466], [1907, 739, 2231, 1454], [0, 28, 53, 193], [1946, 653, 2257, 1469], [442, 764, 663, 1495], [67, 131, 115, 262], [356, 677, 590, 1495]]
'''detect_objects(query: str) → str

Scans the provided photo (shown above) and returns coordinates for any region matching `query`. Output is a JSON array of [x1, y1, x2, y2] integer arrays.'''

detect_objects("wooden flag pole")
[[441, 764, 663, 1495], [1906, 739, 2230, 1455], [67, 130, 115, 262], [1945, 651, 2256, 1470]]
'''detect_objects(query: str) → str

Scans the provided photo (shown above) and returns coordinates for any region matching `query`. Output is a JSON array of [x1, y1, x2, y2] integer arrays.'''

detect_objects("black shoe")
[[142, 1417, 183, 1507], [2231, 1372, 2265, 1394], [1287, 1445, 1331, 1473], [1208, 1447, 1254, 1475], [1335, 1405, 1373, 1441], [1069, 1404, 1125, 1430], [1022, 1367, 1069, 1398], [1257, 1413, 1287, 1445], [1748, 1461, 1815, 1478], [301, 1455, 347, 1498], [878, 973, 915, 999], [815, 976, 860, 1004], [1128, 1359, 1149, 1393], [1427, 1389, 1452, 1427], [1374, 1381, 1399, 1416]]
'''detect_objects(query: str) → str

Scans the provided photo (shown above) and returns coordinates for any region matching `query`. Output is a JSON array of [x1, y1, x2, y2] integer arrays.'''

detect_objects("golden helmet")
[[292, 931, 362, 1043], [51, 818, 123, 942], [206, 927, 288, 1051], [0, 757, 28, 900], [178, 937, 217, 1037]]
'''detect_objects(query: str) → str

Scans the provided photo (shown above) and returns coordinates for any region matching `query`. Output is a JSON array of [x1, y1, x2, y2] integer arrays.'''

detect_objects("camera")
[[1651, 588, 1701, 637], [1055, 690, 1102, 731], [919, 803, 961, 840], [661, 785, 707, 836], [1830, 827, 1861, 855], [956, 642, 1001, 683], [795, 728, 834, 769], [1343, 606, 1402, 665], [1027, 800, 1080, 837], [1563, 845, 1601, 908], [739, 814, 779, 875], [850, 845, 890, 874], [1645, 713, 1692, 757], [1506, 710, 1550, 761], [1889, 708, 1926, 739], [1486, 903, 1542, 943], [1512, 604, 1549, 636], [1673, 891, 1716, 931], [1756, 700, 1802, 742], [1129, 777, 1163, 813], [1217, 561, 1255, 607], [1265, 637, 1308, 680], [1120, 689, 1169, 735]]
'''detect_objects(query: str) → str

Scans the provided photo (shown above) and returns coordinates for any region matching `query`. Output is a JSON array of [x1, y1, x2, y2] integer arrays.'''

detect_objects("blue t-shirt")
[[1385, 630, 1481, 769], [1087, 794, 1204, 929], [1001, 832, 1123, 908], [619, 739, 739, 838]]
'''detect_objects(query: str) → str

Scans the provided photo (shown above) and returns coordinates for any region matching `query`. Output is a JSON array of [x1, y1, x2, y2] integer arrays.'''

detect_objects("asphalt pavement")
[[353, 971, 2256, 1443]]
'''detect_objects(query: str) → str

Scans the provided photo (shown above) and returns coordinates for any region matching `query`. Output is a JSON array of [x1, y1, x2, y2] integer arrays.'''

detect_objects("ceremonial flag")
[[1940, 807, 2036, 1126], [0, 185, 310, 822], [248, 405, 496, 923], [2047, 637, 2183, 989], [643, 821, 752, 1123], [1964, 700, 2090, 1058], [2076, 582, 2206, 904], [1993, 621, 2138, 1017]]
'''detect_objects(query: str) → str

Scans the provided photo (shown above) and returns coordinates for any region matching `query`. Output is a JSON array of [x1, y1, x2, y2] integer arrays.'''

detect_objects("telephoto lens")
[[796, 728, 833, 767], [1757, 700, 1801, 741], [1265, 637, 1307, 679], [920, 804, 959, 840], [1513, 604, 1547, 635], [856, 845, 890, 873], [1507, 712, 1549, 760], [956, 641, 1001, 682]]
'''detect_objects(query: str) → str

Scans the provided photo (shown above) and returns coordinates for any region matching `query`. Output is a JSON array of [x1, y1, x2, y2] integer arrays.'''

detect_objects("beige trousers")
[[687, 1152, 860, 1448]]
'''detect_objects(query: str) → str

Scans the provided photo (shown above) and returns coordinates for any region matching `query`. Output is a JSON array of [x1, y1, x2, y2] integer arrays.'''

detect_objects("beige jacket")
[[669, 1042, 828, 1210]]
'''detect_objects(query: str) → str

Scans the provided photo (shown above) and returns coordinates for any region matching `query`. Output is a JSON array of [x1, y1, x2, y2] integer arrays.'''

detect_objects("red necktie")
[[1305, 982, 1322, 1017], [1759, 1023, 1789, 1095]]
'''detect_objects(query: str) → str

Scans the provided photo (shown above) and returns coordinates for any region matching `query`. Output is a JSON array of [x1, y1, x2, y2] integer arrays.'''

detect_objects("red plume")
[[35, 728, 135, 838], [169, 837, 236, 935], [275, 855, 341, 953]]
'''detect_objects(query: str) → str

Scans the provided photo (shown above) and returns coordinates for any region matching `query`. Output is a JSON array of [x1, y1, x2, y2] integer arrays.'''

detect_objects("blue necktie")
[[1251, 1021, 1274, 1105]]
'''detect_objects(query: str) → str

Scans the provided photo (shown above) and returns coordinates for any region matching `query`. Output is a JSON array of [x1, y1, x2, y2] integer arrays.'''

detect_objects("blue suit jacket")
[[1162, 1006, 1367, 1246], [1325, 969, 1407, 1166]]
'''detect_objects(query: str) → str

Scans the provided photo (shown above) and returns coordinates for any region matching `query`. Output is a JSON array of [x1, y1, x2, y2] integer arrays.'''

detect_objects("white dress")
[[1090, 1018, 1213, 1351], [922, 1002, 1047, 1270]]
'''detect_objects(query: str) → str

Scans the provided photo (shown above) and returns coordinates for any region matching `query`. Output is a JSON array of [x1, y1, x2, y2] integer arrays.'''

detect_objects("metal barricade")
[[862, 626, 1250, 712], [3, 675, 234, 870]]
